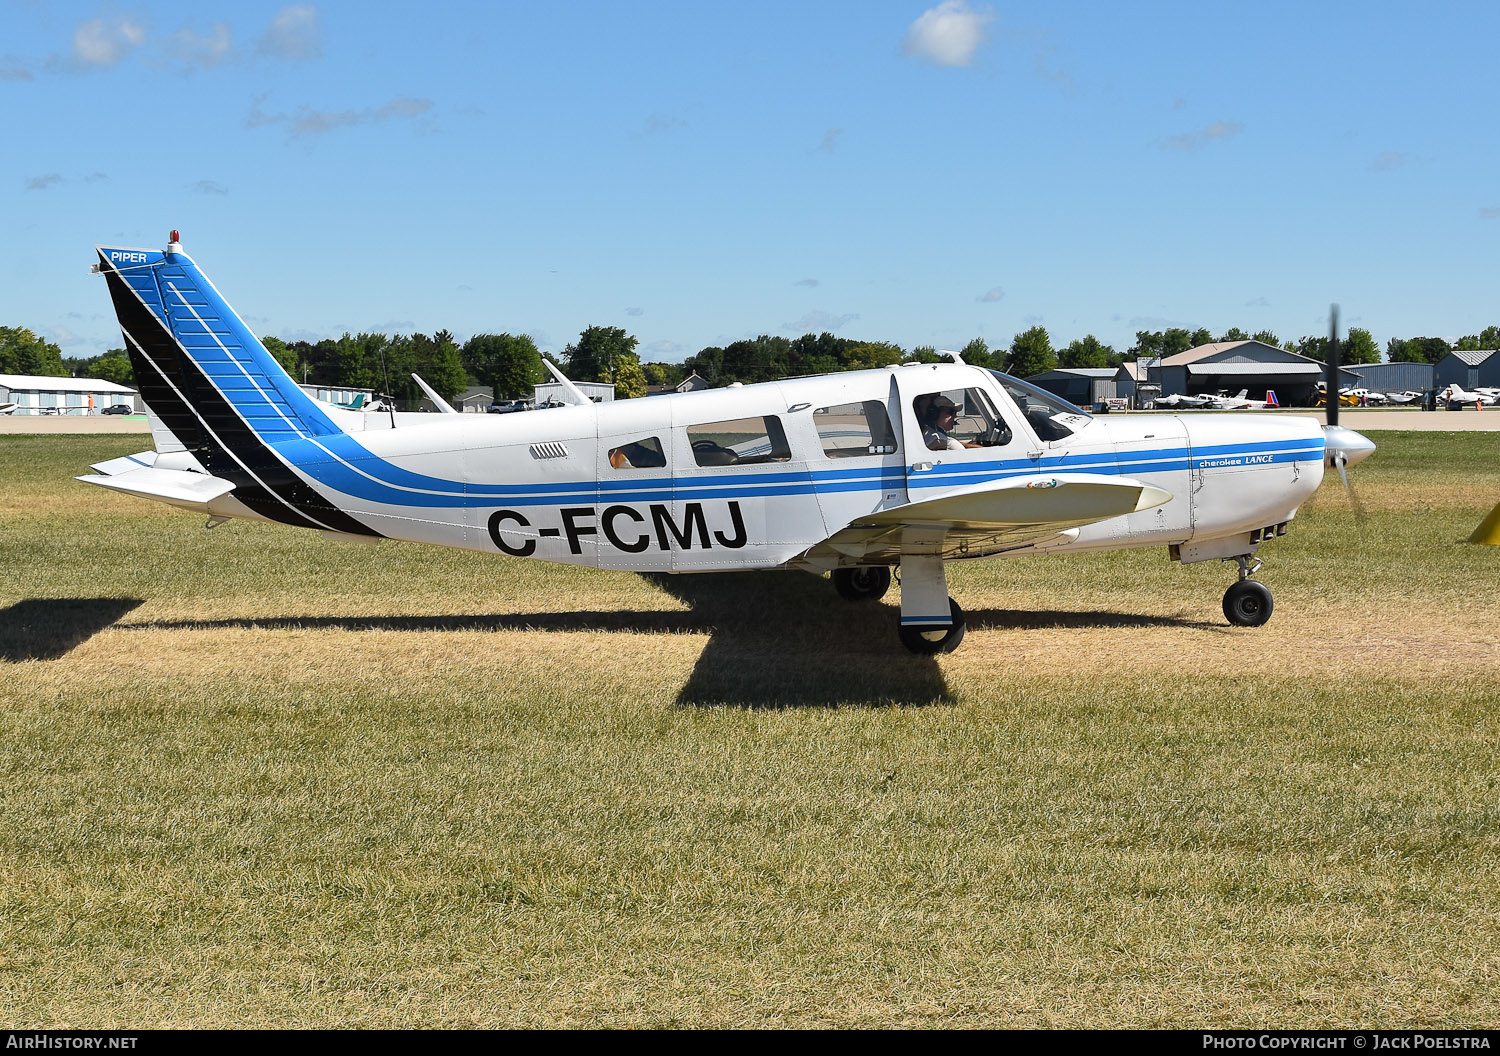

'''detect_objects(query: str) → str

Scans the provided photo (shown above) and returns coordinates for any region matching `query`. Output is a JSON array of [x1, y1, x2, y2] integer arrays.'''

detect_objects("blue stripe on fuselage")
[[260, 433, 1323, 510]]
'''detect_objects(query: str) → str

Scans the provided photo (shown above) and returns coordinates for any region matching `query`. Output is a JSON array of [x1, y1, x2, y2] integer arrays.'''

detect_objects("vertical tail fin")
[[92, 234, 378, 535]]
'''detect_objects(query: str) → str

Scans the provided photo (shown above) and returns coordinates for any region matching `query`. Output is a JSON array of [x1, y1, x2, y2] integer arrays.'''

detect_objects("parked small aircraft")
[[1151, 392, 1216, 409], [1205, 389, 1279, 410], [80, 234, 1375, 653], [1439, 384, 1496, 407]]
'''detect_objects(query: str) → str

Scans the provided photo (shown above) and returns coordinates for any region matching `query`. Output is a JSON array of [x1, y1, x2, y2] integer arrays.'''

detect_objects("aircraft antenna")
[[378, 341, 397, 428]]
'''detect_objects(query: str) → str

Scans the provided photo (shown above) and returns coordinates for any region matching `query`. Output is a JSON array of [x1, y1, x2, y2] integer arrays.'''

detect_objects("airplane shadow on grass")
[[0, 597, 144, 662], [14, 579, 1219, 707]]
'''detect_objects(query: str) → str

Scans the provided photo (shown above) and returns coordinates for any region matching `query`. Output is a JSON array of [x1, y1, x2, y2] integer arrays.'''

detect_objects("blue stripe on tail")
[[99, 245, 341, 441]]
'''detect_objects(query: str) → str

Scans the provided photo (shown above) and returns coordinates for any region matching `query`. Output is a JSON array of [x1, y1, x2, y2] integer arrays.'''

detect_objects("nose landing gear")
[[1222, 555, 1274, 627]]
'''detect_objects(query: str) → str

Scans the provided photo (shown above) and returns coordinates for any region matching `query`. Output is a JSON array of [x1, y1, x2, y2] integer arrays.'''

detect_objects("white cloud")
[[625, 307, 644, 317], [977, 286, 1005, 303], [1480, 208, 1500, 220], [1370, 151, 1409, 172], [795, 278, 819, 287], [262, 96, 433, 137], [259, 4, 320, 60], [902, 2, 993, 68], [73, 15, 147, 67], [168, 23, 232, 70], [25, 174, 63, 191], [817, 128, 841, 152], [190, 180, 229, 195], [1160, 120, 1243, 151], [784, 311, 859, 333]]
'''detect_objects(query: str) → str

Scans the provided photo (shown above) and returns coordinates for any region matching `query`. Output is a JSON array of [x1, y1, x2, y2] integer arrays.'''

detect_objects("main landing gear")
[[1222, 555, 1274, 627], [831, 551, 968, 654]]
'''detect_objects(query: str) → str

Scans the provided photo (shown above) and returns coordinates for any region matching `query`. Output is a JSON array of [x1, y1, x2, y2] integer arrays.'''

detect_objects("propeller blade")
[[1326, 303, 1340, 429]]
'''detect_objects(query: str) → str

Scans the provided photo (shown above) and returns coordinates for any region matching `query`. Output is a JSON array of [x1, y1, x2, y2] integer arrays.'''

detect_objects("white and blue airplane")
[[81, 233, 1376, 653]]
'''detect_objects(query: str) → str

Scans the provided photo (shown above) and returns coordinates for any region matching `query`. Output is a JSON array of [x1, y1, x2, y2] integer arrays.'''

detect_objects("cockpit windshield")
[[987, 371, 1093, 441]]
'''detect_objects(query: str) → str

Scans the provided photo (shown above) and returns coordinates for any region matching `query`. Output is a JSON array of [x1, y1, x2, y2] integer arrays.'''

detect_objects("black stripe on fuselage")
[[98, 252, 382, 537]]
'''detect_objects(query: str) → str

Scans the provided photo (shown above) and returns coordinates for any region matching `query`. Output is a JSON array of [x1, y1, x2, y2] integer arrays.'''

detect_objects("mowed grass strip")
[[1, 433, 1498, 1027]]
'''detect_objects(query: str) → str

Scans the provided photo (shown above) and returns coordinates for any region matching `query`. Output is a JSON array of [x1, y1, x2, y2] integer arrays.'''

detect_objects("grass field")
[[2, 432, 1498, 1028]]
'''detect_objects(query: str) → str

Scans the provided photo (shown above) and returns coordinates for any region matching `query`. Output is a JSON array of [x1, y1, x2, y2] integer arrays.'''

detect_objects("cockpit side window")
[[812, 400, 898, 457], [686, 416, 792, 467], [607, 436, 666, 469], [912, 388, 1012, 451], [988, 371, 1092, 441]]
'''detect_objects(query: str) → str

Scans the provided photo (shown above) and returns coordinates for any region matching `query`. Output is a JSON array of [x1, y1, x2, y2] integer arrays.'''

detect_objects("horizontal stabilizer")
[[89, 450, 159, 476], [75, 466, 236, 514]]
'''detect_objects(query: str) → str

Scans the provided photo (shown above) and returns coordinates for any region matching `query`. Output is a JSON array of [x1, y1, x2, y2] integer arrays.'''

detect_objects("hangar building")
[[1348, 362, 1434, 393], [1026, 367, 1134, 408], [1156, 341, 1360, 406], [0, 373, 137, 414], [1434, 350, 1499, 391]]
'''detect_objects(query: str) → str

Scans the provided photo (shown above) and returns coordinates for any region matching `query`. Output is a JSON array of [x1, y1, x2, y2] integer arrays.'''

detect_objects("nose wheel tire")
[[898, 598, 966, 654], [833, 565, 892, 602], [1223, 579, 1274, 627]]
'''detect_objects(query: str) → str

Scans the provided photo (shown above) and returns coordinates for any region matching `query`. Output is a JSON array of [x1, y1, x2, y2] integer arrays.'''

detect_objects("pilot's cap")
[[929, 394, 958, 413]]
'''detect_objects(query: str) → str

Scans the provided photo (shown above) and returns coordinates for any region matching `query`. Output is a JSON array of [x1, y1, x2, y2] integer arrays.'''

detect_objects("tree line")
[[6, 319, 1498, 401]]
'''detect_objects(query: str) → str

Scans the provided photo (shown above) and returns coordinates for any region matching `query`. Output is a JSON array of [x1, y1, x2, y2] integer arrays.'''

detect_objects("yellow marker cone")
[[1471, 501, 1500, 545]]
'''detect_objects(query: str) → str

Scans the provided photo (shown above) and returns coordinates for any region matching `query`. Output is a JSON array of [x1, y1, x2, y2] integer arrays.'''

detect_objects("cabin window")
[[912, 389, 1011, 451], [812, 400, 897, 457], [607, 436, 666, 469], [686, 416, 792, 467]]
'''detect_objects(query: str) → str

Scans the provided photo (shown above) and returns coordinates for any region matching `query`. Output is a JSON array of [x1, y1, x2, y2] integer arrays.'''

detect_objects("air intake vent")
[[529, 442, 569, 460]]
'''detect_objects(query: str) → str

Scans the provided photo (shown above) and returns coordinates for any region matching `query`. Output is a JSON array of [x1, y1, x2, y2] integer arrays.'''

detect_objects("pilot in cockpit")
[[919, 394, 977, 451]]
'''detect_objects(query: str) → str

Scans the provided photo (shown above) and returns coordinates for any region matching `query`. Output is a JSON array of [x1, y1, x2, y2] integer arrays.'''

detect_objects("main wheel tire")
[[1223, 579, 1274, 627], [833, 565, 892, 602], [898, 598, 967, 655]]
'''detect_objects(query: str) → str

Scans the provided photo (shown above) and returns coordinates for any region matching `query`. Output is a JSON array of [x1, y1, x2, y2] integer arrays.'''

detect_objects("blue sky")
[[6, 1, 1499, 363]]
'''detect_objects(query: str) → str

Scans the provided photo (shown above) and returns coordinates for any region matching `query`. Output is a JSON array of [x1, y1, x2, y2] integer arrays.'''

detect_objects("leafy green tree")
[[261, 335, 300, 376], [1060, 334, 1114, 369], [1343, 327, 1380, 364], [1218, 327, 1250, 342], [565, 326, 640, 386], [960, 337, 996, 368], [718, 335, 791, 384], [682, 346, 724, 385], [463, 333, 542, 400], [1456, 326, 1500, 350], [1295, 335, 1329, 360], [641, 362, 684, 387], [613, 354, 647, 399], [0, 326, 67, 376], [1162, 329, 1194, 357], [843, 342, 904, 371], [1386, 337, 1451, 364], [87, 351, 134, 386], [904, 345, 940, 364], [1190, 327, 1213, 347], [1005, 326, 1057, 378], [1251, 330, 1281, 348]]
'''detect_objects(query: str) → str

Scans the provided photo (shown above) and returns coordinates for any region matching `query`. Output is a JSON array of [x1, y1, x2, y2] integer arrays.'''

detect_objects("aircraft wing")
[[805, 472, 1173, 564]]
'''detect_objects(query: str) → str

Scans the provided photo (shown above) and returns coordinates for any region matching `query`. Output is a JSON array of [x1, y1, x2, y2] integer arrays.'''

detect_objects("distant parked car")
[[100, 404, 132, 415], [487, 400, 531, 414]]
